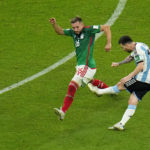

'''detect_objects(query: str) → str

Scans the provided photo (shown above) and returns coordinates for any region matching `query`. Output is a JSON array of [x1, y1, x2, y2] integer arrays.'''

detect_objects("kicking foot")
[[108, 122, 124, 131], [88, 83, 101, 96]]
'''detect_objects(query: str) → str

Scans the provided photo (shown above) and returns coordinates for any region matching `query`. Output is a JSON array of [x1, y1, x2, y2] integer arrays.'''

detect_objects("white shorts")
[[72, 65, 96, 87]]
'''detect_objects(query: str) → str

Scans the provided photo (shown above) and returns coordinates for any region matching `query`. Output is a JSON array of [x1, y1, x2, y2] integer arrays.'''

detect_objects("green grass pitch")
[[0, 0, 150, 149]]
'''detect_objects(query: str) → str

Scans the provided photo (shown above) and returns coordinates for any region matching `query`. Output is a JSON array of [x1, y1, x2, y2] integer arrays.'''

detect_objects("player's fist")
[[105, 43, 111, 52], [49, 18, 56, 24], [120, 75, 131, 84], [111, 62, 119, 67]]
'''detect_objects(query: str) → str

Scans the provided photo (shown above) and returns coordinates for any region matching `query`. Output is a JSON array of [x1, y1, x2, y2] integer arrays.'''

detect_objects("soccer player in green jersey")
[[50, 16, 111, 120]]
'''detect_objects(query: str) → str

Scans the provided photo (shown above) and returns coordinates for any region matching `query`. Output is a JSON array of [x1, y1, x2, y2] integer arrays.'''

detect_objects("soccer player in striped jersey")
[[88, 35, 150, 130], [49, 16, 111, 120]]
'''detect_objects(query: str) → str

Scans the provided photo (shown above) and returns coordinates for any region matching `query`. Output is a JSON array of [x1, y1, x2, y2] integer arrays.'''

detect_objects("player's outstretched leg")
[[54, 81, 78, 120], [88, 79, 109, 95], [88, 84, 120, 96]]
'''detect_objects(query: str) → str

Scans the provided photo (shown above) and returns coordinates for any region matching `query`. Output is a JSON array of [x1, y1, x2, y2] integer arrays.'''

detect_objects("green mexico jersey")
[[64, 25, 101, 68]]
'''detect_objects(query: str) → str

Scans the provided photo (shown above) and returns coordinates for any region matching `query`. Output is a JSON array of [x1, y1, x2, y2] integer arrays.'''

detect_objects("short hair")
[[70, 16, 82, 24], [118, 36, 133, 45]]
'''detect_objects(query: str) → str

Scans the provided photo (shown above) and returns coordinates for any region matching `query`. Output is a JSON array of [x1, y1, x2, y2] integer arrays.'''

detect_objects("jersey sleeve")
[[134, 46, 145, 64], [63, 29, 73, 36], [89, 25, 101, 34]]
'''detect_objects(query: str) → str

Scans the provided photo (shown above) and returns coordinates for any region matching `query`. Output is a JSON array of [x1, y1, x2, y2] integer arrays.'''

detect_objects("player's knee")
[[117, 82, 124, 90], [117, 82, 121, 86], [67, 81, 79, 97], [82, 78, 90, 86], [128, 93, 139, 105]]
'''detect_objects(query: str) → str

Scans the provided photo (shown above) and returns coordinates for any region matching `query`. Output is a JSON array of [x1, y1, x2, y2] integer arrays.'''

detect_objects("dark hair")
[[70, 16, 82, 24], [118, 36, 133, 45]]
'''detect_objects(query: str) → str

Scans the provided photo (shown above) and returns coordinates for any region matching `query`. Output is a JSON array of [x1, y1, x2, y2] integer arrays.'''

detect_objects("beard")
[[126, 49, 132, 53], [75, 31, 80, 35]]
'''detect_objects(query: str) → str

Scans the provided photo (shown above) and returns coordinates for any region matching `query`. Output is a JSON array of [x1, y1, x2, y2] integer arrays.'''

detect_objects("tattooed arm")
[[111, 55, 134, 67]]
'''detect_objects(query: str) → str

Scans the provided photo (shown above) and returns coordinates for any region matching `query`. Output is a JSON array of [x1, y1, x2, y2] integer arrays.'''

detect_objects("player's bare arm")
[[49, 18, 64, 35], [111, 55, 134, 67], [120, 61, 144, 83], [100, 25, 111, 51]]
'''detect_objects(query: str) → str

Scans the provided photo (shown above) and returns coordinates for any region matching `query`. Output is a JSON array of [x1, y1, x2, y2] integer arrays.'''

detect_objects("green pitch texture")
[[0, 0, 150, 149]]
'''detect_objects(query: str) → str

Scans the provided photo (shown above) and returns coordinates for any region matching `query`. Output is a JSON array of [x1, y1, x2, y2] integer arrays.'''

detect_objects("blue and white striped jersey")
[[130, 42, 150, 84]]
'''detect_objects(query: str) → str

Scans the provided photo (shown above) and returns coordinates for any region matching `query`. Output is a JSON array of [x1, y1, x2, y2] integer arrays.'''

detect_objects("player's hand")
[[120, 76, 131, 84], [105, 43, 111, 52], [111, 62, 119, 67], [49, 18, 56, 25]]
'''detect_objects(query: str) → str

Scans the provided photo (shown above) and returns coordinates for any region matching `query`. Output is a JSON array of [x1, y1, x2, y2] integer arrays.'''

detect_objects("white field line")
[[0, 0, 127, 95]]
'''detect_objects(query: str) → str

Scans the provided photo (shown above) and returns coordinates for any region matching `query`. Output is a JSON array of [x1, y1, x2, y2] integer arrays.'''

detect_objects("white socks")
[[96, 85, 120, 95], [120, 105, 136, 126]]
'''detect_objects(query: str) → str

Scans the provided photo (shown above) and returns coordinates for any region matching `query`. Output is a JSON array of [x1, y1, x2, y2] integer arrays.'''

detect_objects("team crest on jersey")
[[134, 55, 140, 62], [80, 33, 84, 39]]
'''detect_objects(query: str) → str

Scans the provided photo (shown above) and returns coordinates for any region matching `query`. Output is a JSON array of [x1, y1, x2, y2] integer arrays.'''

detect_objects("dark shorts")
[[124, 78, 150, 100]]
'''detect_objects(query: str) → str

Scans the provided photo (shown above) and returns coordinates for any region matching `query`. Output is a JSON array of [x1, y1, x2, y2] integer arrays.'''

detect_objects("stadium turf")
[[0, 0, 150, 149]]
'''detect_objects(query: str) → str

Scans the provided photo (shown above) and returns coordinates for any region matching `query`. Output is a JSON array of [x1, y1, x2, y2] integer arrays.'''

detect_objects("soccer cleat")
[[54, 108, 65, 120], [88, 83, 101, 95], [108, 122, 125, 131], [114, 122, 124, 130], [108, 126, 115, 130]]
